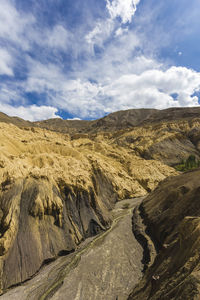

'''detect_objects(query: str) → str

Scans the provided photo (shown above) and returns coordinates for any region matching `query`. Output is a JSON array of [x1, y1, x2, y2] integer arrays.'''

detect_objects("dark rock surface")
[[1, 198, 143, 300], [0, 174, 115, 293], [128, 169, 200, 300]]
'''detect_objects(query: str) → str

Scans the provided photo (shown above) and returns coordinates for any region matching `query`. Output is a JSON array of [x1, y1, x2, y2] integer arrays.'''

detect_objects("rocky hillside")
[[35, 107, 200, 134], [1, 107, 200, 296], [0, 121, 176, 294], [0, 112, 32, 127], [128, 168, 200, 300]]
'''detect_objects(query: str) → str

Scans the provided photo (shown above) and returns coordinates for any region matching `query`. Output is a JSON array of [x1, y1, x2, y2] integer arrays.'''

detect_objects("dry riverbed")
[[1, 198, 144, 300]]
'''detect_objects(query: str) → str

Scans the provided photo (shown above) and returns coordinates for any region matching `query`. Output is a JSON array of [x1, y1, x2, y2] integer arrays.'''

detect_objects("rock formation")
[[128, 169, 200, 300], [0, 117, 177, 294], [0, 107, 200, 297]]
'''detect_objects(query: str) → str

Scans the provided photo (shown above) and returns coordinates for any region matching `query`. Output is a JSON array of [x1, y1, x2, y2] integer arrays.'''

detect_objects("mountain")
[[0, 112, 32, 127], [35, 107, 200, 134], [0, 107, 200, 297], [0, 119, 176, 293]]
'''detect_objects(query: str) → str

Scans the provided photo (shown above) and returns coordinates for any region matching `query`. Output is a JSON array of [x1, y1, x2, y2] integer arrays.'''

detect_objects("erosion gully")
[[1, 197, 145, 300]]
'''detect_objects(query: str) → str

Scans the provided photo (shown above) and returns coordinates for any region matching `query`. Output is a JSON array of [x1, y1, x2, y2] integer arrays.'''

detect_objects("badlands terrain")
[[0, 107, 200, 299]]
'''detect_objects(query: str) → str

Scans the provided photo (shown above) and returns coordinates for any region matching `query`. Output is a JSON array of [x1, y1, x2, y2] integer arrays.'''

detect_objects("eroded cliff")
[[2, 107, 200, 296], [129, 169, 200, 300], [0, 120, 177, 294]]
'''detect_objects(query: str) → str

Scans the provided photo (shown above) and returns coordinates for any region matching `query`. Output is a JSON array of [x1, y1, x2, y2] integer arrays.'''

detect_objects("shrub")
[[175, 155, 200, 172]]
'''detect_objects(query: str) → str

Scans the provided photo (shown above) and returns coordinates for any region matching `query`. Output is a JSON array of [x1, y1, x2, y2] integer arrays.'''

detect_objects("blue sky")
[[0, 0, 200, 121]]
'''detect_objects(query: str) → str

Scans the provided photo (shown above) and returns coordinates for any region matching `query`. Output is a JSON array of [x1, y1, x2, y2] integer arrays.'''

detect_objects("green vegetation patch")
[[175, 155, 200, 172]]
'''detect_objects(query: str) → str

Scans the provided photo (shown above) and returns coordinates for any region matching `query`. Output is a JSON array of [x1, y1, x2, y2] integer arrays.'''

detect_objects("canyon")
[[1, 107, 200, 299]]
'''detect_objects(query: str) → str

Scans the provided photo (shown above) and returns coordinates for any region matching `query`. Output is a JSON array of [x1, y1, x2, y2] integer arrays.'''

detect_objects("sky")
[[0, 0, 200, 121]]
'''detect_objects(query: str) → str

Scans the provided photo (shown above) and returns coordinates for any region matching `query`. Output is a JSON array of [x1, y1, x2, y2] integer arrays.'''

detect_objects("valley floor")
[[0, 198, 143, 300], [1, 198, 144, 300]]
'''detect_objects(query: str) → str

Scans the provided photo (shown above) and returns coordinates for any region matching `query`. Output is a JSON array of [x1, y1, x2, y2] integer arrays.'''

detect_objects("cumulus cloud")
[[100, 66, 200, 112], [115, 27, 128, 36], [0, 0, 199, 122], [25, 60, 65, 94], [67, 117, 82, 120], [106, 0, 140, 24], [0, 103, 60, 121], [22, 59, 200, 119]]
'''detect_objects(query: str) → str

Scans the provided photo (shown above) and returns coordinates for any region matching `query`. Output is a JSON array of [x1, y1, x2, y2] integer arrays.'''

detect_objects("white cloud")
[[115, 27, 128, 36], [0, 103, 60, 121], [83, 30, 141, 83], [85, 19, 114, 48], [0, 49, 14, 76], [0, 0, 70, 70], [0, 0, 199, 123], [0, 0, 35, 50], [25, 60, 65, 93], [101, 66, 200, 111], [85, 0, 140, 49], [29, 24, 71, 52], [106, 0, 140, 24], [46, 25, 69, 50], [23, 58, 200, 119]]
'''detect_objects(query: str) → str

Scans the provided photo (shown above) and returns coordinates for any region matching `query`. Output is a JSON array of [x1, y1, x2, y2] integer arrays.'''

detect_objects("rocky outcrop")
[[115, 120, 200, 165], [0, 174, 114, 293], [0, 121, 177, 294], [128, 169, 200, 300], [0, 198, 144, 300], [2, 108, 200, 167], [132, 205, 157, 272]]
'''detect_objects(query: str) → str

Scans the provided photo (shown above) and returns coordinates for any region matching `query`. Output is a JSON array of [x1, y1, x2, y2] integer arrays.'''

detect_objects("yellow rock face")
[[0, 121, 177, 198], [0, 120, 178, 292]]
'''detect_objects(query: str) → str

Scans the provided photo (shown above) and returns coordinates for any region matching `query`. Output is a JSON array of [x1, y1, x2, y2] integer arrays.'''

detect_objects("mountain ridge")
[[2, 106, 200, 134]]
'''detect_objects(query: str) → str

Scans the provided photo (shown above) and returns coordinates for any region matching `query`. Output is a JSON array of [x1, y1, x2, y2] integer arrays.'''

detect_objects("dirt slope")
[[128, 168, 200, 300]]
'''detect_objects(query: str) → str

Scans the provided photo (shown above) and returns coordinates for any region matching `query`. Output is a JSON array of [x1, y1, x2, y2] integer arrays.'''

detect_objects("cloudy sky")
[[0, 0, 200, 121]]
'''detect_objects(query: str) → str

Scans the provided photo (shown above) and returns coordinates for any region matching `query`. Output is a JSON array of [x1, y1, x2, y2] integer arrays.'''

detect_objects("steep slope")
[[1, 198, 144, 300], [0, 122, 176, 294], [36, 108, 200, 166], [114, 119, 200, 166], [2, 108, 200, 167], [128, 168, 200, 300]]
